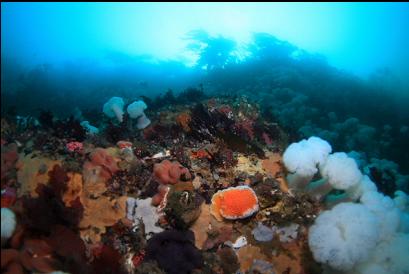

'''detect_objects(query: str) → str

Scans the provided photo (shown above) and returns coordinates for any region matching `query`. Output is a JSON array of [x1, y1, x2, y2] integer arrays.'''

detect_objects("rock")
[[165, 190, 203, 229]]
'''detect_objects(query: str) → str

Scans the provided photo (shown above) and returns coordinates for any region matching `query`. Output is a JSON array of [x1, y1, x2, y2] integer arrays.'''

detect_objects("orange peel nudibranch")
[[211, 185, 259, 221]]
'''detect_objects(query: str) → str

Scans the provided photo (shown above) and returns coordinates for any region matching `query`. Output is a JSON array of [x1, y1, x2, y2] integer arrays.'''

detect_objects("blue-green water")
[[2, 2, 408, 171]]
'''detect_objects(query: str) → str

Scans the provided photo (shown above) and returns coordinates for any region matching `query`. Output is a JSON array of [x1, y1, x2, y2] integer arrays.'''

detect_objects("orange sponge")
[[153, 160, 191, 185], [211, 186, 259, 220]]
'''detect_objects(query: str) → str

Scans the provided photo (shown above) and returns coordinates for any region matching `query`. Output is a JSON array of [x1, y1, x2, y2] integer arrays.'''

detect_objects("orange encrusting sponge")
[[211, 186, 259, 220]]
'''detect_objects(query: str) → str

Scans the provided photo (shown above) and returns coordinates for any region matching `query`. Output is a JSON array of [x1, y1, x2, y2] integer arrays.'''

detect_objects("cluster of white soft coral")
[[283, 136, 409, 273], [103, 97, 151, 129], [283, 136, 372, 203]]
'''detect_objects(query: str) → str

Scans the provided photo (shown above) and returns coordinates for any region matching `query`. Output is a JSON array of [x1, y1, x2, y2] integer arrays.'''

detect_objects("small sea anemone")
[[127, 100, 147, 119], [127, 100, 151, 129], [211, 185, 259, 220], [103, 97, 125, 123]]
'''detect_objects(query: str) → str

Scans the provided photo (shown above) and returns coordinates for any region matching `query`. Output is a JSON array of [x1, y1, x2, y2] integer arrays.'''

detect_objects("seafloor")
[[0, 93, 352, 274]]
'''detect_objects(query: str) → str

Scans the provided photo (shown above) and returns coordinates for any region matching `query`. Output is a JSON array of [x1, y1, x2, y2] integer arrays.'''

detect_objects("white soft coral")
[[352, 233, 409, 274], [360, 191, 400, 241], [306, 152, 363, 200], [103, 96, 125, 123], [320, 152, 363, 190], [308, 202, 379, 271], [283, 136, 332, 190], [127, 100, 151, 129]]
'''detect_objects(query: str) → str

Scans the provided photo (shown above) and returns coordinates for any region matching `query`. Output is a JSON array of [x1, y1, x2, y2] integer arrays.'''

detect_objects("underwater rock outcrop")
[[164, 190, 203, 229]]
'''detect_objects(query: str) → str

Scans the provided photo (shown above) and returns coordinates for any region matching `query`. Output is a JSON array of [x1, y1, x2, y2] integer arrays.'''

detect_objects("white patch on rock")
[[226, 235, 248, 249], [127, 197, 163, 238]]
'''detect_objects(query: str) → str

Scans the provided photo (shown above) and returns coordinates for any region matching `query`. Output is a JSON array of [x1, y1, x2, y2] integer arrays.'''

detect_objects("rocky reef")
[[1, 95, 323, 274]]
